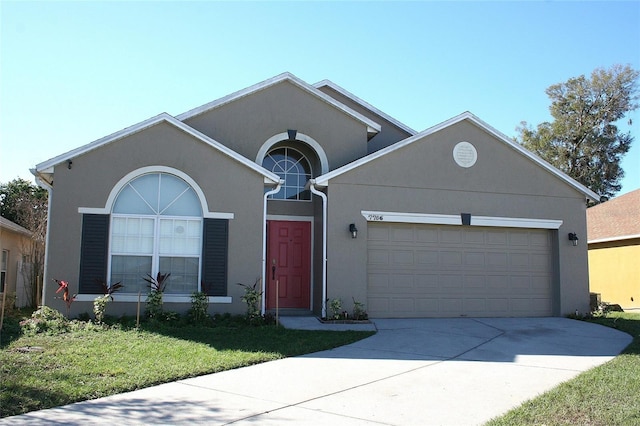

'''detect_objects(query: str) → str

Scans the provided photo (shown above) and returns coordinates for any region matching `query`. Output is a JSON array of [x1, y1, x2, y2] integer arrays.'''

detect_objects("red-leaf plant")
[[54, 279, 77, 318]]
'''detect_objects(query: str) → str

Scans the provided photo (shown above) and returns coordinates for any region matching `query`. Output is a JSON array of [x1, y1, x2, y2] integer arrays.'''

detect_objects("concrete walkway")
[[1, 317, 632, 426]]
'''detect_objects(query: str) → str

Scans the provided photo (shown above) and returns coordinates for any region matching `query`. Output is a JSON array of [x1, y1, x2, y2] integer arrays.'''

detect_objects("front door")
[[266, 220, 311, 309]]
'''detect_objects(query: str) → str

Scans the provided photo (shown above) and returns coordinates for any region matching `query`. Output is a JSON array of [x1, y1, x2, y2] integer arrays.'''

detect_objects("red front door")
[[266, 220, 311, 309]]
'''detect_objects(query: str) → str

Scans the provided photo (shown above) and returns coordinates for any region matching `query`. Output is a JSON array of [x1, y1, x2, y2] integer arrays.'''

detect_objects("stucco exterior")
[[589, 240, 640, 309], [587, 189, 640, 310], [322, 120, 590, 316], [0, 217, 33, 308], [34, 72, 598, 319]]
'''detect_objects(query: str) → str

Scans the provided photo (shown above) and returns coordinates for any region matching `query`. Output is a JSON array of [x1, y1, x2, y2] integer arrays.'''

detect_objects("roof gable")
[[587, 188, 640, 243], [313, 79, 417, 136], [313, 112, 600, 202], [33, 113, 280, 186], [176, 72, 381, 138]]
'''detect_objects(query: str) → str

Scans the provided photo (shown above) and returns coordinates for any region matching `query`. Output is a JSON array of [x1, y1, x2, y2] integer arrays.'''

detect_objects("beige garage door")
[[367, 223, 554, 318]]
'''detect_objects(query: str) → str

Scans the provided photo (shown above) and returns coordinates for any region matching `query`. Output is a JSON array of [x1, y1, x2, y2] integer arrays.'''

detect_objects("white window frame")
[[108, 172, 204, 296], [263, 147, 313, 202]]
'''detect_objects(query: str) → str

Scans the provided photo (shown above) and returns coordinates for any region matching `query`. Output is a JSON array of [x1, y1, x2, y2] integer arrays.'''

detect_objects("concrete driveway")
[[1, 317, 631, 426]]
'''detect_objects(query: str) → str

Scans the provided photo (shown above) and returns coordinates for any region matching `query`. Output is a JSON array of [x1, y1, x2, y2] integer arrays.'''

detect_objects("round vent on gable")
[[453, 141, 477, 168]]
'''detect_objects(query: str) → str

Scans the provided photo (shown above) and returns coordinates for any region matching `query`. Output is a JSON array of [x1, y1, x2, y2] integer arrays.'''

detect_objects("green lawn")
[[486, 312, 640, 426], [0, 312, 374, 419]]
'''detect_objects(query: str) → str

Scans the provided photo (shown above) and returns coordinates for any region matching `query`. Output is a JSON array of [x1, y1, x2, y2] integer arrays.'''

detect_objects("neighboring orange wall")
[[589, 239, 640, 309]]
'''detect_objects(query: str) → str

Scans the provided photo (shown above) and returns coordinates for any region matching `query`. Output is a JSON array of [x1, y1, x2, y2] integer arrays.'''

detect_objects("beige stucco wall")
[[589, 240, 640, 310], [44, 121, 267, 316], [324, 119, 591, 317], [0, 225, 31, 305]]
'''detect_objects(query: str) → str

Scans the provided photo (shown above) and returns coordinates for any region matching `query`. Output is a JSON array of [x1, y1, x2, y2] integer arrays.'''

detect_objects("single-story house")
[[0, 216, 33, 308], [587, 188, 640, 310], [33, 72, 598, 318]]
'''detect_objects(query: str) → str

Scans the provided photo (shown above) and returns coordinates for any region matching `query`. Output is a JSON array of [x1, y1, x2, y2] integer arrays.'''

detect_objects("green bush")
[[188, 291, 210, 323], [19, 306, 70, 336]]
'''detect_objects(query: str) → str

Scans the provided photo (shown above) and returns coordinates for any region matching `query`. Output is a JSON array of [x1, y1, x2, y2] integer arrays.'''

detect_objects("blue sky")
[[2, 1, 639, 196]]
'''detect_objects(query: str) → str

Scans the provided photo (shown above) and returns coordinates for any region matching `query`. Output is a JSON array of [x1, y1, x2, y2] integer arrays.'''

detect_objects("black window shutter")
[[201, 219, 229, 296], [79, 214, 109, 294]]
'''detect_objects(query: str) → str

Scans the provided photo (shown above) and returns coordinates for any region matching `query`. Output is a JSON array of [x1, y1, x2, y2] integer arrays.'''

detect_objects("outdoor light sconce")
[[568, 232, 579, 246], [349, 223, 358, 239]]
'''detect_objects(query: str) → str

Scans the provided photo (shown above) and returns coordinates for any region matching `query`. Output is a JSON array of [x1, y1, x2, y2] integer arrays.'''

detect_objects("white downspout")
[[309, 180, 328, 319], [33, 172, 53, 307], [262, 181, 283, 315]]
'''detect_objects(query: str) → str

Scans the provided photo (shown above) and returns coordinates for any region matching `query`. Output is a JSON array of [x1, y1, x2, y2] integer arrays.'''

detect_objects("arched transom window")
[[110, 173, 203, 294], [262, 147, 312, 200]]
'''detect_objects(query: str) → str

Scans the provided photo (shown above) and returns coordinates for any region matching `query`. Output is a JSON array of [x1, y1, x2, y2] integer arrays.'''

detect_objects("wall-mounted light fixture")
[[349, 223, 358, 239], [568, 232, 579, 246], [67, 160, 73, 170]]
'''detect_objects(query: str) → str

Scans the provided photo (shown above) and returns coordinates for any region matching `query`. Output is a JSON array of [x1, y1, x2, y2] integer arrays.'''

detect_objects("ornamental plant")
[[188, 290, 209, 323], [93, 279, 123, 324], [54, 279, 76, 318], [352, 297, 368, 320], [144, 272, 170, 320], [237, 278, 262, 324], [328, 298, 343, 320]]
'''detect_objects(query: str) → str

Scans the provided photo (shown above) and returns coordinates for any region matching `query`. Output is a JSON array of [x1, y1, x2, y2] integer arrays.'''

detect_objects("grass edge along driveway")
[[0, 318, 374, 419], [486, 312, 640, 426]]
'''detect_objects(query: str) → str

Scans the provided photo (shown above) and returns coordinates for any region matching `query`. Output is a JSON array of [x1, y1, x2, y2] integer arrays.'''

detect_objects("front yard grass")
[[0, 313, 374, 419], [486, 312, 640, 426]]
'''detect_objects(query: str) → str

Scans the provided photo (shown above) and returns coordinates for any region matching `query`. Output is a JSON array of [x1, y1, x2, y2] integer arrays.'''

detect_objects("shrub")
[[20, 306, 70, 336], [144, 272, 170, 320], [188, 291, 209, 323], [352, 298, 368, 320], [93, 279, 123, 324], [329, 298, 343, 320], [238, 279, 262, 323]]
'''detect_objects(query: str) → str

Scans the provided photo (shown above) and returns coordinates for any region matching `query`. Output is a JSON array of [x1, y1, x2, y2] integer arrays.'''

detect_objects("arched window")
[[110, 173, 203, 294], [262, 147, 312, 200]]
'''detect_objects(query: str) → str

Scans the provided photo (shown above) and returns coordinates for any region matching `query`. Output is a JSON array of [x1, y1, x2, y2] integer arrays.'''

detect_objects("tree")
[[517, 64, 639, 201], [0, 178, 48, 307]]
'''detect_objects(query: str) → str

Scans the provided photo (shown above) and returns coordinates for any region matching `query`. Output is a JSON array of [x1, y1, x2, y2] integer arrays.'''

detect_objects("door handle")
[[272, 259, 276, 280]]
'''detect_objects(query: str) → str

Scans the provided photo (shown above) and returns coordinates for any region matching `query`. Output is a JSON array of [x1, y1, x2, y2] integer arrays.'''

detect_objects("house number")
[[367, 214, 384, 221]]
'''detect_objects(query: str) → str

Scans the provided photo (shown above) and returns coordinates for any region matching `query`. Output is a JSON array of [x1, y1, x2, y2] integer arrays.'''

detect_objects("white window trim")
[[256, 132, 329, 175], [77, 166, 234, 219], [109, 213, 203, 295], [361, 210, 563, 229], [263, 147, 313, 202], [74, 294, 232, 304]]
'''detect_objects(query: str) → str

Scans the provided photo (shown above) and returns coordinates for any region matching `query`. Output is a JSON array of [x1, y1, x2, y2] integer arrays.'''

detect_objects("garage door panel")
[[391, 298, 415, 312], [368, 223, 553, 318], [464, 230, 486, 244], [392, 250, 414, 265], [416, 228, 438, 243], [368, 249, 389, 265], [390, 227, 415, 242], [509, 231, 530, 246], [416, 250, 439, 265], [416, 274, 439, 289], [464, 275, 486, 291], [440, 251, 462, 266], [441, 229, 463, 244], [464, 252, 486, 267], [487, 230, 508, 245]]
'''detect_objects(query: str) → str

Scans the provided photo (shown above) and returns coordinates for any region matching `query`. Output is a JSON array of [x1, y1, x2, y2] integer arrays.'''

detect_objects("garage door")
[[367, 223, 554, 318]]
